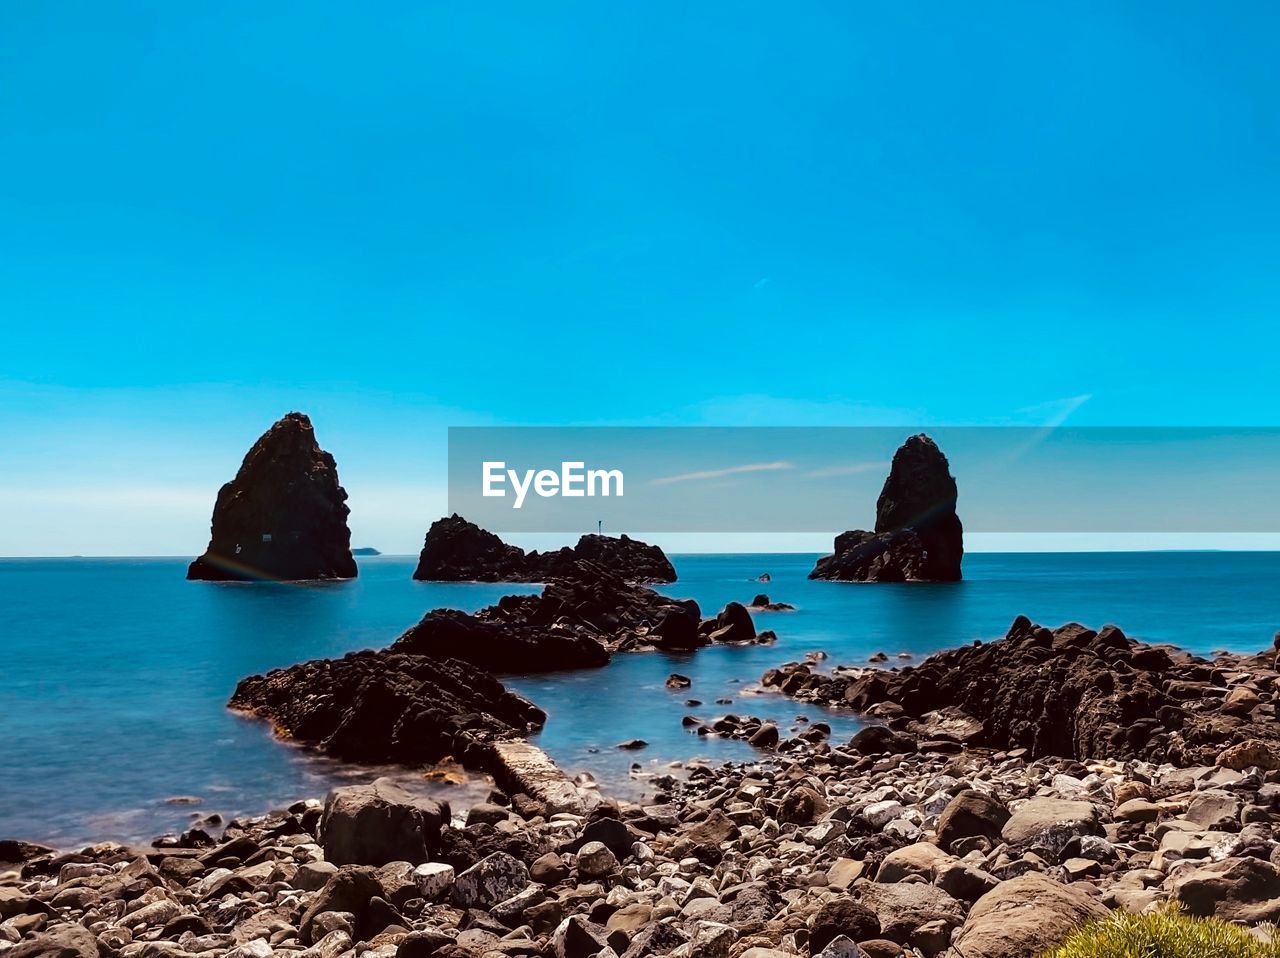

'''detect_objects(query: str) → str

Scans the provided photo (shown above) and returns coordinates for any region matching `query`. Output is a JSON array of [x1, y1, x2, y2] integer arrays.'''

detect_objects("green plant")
[[1042, 909, 1280, 958]]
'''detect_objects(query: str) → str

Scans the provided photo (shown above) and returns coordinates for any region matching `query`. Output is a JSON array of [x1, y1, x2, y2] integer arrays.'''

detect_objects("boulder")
[[857, 882, 964, 945], [1169, 856, 1280, 923], [810, 434, 963, 582], [809, 899, 879, 953], [1001, 798, 1103, 856], [936, 790, 1009, 850], [5, 925, 99, 958], [320, 779, 449, 866], [453, 852, 530, 909], [875, 842, 953, 883], [950, 873, 1107, 958], [188, 412, 357, 581], [705, 601, 757, 643]]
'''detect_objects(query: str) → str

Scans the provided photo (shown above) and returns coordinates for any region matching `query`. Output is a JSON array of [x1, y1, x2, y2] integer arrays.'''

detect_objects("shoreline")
[[7, 620, 1280, 957]]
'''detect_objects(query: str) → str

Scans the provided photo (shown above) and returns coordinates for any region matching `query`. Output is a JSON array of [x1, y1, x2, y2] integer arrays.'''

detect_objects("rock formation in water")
[[412, 514, 676, 583], [810, 433, 963, 582], [228, 561, 776, 776], [764, 615, 1280, 768], [229, 651, 546, 769], [187, 413, 357, 581]]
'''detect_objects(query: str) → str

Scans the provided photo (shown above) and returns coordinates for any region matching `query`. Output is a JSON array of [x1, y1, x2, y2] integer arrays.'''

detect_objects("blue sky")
[[2, 2, 1278, 555]]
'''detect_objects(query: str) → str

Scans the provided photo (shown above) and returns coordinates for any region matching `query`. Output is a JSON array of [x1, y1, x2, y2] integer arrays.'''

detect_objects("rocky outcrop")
[[187, 413, 357, 581], [764, 615, 1280, 767], [405, 560, 703, 659], [412, 514, 676, 583], [228, 650, 546, 768], [228, 562, 725, 781], [12, 698, 1280, 958], [810, 433, 963, 582]]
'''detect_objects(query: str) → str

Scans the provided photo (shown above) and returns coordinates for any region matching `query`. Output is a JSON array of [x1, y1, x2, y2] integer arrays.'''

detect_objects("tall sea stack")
[[187, 413, 357, 581], [810, 433, 963, 582]]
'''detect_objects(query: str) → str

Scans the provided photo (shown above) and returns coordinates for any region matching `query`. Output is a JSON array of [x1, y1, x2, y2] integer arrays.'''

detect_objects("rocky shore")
[[413, 517, 676, 584], [761, 616, 1280, 770], [7, 702, 1280, 958]]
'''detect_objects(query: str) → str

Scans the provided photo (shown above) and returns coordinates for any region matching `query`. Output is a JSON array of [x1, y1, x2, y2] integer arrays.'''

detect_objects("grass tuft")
[[1042, 909, 1280, 958]]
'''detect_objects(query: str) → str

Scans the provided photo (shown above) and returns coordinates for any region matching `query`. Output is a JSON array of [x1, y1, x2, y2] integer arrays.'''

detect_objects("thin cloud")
[[805, 460, 889, 479], [753, 277, 770, 289], [651, 461, 793, 485]]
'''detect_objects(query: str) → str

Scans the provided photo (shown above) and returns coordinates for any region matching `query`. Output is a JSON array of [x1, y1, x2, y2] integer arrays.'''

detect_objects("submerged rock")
[[810, 433, 963, 582], [413, 514, 676, 583], [188, 412, 357, 581]]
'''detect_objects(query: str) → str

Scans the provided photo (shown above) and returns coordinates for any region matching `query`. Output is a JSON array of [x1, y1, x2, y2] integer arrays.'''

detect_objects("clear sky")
[[2, 2, 1278, 556]]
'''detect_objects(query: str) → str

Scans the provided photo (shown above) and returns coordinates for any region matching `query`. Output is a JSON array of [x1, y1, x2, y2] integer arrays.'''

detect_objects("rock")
[[1001, 798, 1103, 854], [413, 515, 676, 583], [809, 899, 879, 953], [616, 739, 647, 750], [1184, 791, 1242, 830], [849, 725, 917, 756], [810, 434, 963, 582], [748, 724, 780, 749], [666, 674, 692, 690], [412, 862, 455, 901], [230, 652, 545, 767], [876, 842, 953, 883], [936, 790, 1009, 850], [950, 873, 1107, 958], [705, 602, 756, 644], [576, 841, 618, 879], [1115, 798, 1162, 823], [319, 779, 449, 866], [1217, 739, 1280, 771], [453, 852, 530, 909], [1223, 686, 1261, 716], [530, 852, 569, 885], [814, 615, 1280, 768], [552, 915, 612, 958], [1169, 856, 1280, 923], [299, 866, 393, 944], [405, 560, 699, 660], [858, 882, 964, 945], [188, 412, 357, 581], [5, 924, 99, 958]]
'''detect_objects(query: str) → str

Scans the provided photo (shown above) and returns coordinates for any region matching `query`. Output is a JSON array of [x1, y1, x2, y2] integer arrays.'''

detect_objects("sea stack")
[[413, 514, 677, 583], [810, 433, 963, 582], [187, 412, 357, 581]]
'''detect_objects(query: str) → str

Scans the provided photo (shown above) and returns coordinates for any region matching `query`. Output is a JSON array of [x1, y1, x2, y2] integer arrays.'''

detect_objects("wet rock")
[[811, 434, 963, 583], [704, 602, 756, 644], [188, 412, 357, 581]]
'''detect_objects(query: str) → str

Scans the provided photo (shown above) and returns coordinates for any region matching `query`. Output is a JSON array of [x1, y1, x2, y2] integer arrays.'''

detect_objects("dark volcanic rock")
[[229, 650, 546, 768], [412, 514, 676, 583], [188, 412, 357, 581], [229, 562, 706, 772], [810, 433, 963, 582], [404, 560, 701, 659], [777, 615, 1280, 766]]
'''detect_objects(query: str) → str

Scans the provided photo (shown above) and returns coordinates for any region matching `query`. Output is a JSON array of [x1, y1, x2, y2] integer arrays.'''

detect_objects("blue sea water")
[[1, 552, 1278, 847]]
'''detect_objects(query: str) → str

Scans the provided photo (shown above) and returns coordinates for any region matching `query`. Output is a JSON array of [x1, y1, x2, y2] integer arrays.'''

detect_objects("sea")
[[2, 552, 1278, 847]]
